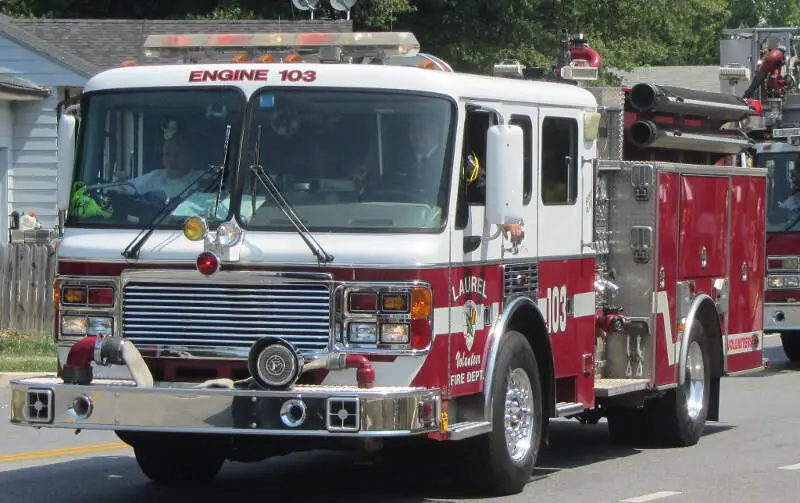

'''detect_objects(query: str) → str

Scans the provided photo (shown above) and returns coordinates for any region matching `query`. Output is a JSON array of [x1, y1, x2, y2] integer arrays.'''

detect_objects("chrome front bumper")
[[763, 302, 800, 332], [9, 377, 442, 437]]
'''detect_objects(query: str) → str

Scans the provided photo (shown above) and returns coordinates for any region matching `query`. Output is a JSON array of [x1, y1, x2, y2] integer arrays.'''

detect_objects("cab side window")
[[541, 117, 578, 205], [455, 109, 492, 229], [463, 110, 490, 206], [509, 114, 533, 205]]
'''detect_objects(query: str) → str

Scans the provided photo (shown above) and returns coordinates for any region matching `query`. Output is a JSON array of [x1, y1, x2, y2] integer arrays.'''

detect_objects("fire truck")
[[8, 30, 766, 495], [719, 27, 800, 362]]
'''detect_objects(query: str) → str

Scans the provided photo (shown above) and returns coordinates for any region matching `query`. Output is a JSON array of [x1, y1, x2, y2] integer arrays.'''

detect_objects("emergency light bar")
[[143, 31, 420, 60], [772, 127, 800, 138]]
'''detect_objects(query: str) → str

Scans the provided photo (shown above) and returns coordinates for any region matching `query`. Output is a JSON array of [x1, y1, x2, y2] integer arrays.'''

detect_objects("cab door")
[[446, 102, 538, 397], [536, 109, 596, 388]]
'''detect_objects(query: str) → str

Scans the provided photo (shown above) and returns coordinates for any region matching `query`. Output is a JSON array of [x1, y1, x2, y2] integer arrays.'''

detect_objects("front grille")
[[122, 281, 331, 354], [503, 262, 539, 301]]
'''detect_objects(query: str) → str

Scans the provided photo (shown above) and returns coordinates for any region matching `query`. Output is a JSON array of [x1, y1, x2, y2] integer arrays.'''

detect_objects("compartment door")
[[678, 175, 729, 279], [726, 175, 766, 372]]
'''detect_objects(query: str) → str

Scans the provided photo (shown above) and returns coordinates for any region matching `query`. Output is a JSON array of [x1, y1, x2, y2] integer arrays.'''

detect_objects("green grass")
[[0, 330, 57, 372]]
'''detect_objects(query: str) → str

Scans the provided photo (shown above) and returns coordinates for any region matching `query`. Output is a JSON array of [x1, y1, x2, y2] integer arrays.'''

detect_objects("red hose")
[[570, 46, 602, 68], [65, 335, 97, 367], [62, 335, 98, 385], [345, 355, 375, 389]]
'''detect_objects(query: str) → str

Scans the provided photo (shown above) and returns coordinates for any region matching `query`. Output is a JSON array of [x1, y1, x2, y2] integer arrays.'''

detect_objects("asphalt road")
[[1, 335, 799, 503]]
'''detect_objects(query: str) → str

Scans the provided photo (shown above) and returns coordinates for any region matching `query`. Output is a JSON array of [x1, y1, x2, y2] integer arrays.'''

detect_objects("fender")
[[482, 295, 555, 422], [677, 293, 720, 386]]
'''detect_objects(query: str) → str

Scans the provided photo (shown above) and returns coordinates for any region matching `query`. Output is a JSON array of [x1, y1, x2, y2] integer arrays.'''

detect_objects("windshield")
[[239, 90, 454, 232], [67, 89, 245, 228], [760, 150, 800, 233]]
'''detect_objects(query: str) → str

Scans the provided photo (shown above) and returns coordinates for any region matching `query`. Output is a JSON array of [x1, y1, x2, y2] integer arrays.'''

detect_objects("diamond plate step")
[[594, 378, 650, 397]]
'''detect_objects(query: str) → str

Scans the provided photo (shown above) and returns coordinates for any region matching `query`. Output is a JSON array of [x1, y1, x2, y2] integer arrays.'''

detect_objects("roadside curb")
[[0, 373, 49, 389]]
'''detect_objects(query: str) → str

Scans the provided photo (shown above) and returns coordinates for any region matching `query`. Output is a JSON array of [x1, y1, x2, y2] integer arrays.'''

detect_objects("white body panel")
[[83, 63, 598, 110], [57, 227, 450, 266]]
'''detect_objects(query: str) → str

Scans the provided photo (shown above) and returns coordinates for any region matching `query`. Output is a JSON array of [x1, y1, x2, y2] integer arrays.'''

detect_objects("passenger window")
[[454, 109, 493, 229], [541, 117, 578, 205], [509, 114, 533, 205]]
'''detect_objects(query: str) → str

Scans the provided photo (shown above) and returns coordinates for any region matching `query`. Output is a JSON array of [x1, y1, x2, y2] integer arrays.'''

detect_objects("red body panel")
[[448, 264, 503, 398], [536, 258, 595, 407], [655, 172, 680, 387], [727, 175, 767, 372], [678, 176, 729, 279], [765, 231, 800, 255], [655, 171, 764, 386]]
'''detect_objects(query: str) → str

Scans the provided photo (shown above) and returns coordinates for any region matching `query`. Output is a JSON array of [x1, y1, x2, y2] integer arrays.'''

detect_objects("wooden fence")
[[0, 231, 58, 335]]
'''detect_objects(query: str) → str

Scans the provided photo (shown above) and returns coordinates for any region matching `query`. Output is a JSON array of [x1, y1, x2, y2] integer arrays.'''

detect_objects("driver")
[[361, 112, 523, 243], [359, 112, 445, 198], [122, 130, 198, 200]]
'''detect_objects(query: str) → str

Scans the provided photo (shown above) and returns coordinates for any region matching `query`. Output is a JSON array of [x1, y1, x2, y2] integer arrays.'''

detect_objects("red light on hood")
[[196, 252, 220, 276]]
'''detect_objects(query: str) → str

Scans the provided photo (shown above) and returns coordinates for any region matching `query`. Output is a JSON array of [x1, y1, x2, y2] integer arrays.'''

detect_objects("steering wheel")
[[106, 187, 170, 222]]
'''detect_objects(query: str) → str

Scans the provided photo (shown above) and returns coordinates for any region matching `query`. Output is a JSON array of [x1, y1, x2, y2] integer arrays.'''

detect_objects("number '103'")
[[280, 70, 317, 82]]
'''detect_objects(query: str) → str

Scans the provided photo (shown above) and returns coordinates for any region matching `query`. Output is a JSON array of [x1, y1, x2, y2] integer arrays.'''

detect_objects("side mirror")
[[57, 113, 77, 212], [485, 124, 524, 226]]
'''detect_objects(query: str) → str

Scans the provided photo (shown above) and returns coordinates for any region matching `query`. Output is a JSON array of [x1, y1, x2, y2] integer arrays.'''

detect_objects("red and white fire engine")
[[720, 26, 800, 362], [9, 29, 766, 494]]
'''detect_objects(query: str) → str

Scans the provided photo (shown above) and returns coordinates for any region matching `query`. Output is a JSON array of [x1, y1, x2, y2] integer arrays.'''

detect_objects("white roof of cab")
[[83, 63, 599, 110]]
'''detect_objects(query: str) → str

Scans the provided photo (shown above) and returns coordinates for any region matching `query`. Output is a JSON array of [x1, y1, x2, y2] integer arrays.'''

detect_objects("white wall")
[[0, 35, 86, 229]]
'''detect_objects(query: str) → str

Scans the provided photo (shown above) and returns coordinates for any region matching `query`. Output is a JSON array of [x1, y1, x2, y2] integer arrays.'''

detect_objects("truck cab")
[[756, 138, 800, 361]]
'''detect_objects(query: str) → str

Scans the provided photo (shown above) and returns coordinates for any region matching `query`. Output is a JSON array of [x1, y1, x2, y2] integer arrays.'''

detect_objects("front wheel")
[[780, 333, 800, 362], [459, 330, 543, 496], [129, 433, 226, 484], [656, 327, 711, 446]]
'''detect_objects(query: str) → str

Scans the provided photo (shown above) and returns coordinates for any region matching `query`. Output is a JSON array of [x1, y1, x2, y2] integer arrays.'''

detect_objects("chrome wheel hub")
[[684, 340, 705, 421], [504, 367, 534, 463]]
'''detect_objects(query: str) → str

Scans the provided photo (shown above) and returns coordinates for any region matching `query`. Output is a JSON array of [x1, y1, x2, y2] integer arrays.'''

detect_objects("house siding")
[[0, 101, 11, 240], [0, 35, 86, 229]]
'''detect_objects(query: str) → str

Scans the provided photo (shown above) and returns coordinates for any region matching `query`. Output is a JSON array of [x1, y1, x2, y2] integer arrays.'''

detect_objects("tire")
[[656, 326, 711, 447], [780, 333, 800, 362], [132, 435, 226, 484], [461, 330, 543, 496], [606, 407, 649, 446]]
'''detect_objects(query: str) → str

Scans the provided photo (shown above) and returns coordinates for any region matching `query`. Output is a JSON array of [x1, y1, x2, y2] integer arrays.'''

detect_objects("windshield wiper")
[[212, 125, 232, 219], [121, 125, 232, 260], [121, 166, 224, 260], [249, 124, 334, 264]]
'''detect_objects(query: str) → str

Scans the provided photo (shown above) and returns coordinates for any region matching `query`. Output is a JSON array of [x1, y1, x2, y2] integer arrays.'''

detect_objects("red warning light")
[[295, 33, 337, 45], [196, 252, 220, 276]]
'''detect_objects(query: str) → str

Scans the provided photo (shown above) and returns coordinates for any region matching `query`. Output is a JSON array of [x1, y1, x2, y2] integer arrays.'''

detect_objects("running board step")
[[556, 402, 585, 417], [594, 378, 650, 397], [447, 421, 491, 440]]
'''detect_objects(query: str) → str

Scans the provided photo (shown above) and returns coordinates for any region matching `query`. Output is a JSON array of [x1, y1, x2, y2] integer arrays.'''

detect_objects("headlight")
[[61, 315, 87, 336], [216, 221, 243, 247], [767, 275, 800, 289], [348, 322, 377, 343], [60, 315, 113, 338], [380, 323, 409, 344]]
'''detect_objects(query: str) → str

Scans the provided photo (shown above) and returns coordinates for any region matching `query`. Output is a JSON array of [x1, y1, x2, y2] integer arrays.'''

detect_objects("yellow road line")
[[0, 442, 130, 462]]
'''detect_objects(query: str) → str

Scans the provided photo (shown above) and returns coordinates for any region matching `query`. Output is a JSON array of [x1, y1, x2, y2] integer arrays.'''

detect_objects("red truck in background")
[[720, 26, 800, 362]]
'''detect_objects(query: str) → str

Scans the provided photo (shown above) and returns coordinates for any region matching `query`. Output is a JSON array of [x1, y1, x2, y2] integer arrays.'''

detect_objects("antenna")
[[291, 0, 320, 20], [330, 0, 357, 20]]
